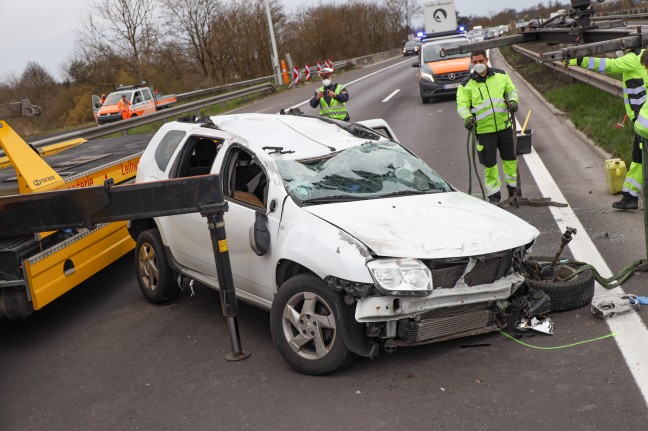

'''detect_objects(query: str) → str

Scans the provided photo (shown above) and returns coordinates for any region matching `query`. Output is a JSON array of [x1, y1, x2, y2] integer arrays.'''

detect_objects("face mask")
[[322, 78, 332, 87], [473, 63, 487, 75], [616, 50, 625, 58]]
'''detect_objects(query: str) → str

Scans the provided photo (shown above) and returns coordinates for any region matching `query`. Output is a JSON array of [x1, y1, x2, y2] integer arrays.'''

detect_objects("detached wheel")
[[524, 256, 595, 312], [135, 229, 180, 303], [270, 274, 356, 375]]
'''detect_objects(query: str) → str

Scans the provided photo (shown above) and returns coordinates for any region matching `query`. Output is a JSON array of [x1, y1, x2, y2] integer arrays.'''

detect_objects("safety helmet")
[[318, 67, 334, 77]]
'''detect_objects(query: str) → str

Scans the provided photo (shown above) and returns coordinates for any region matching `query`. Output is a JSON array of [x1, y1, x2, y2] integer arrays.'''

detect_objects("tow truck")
[[92, 83, 176, 125], [0, 99, 147, 319]]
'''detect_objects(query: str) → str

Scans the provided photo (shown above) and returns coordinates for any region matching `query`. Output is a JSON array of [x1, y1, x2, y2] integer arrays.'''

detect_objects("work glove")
[[464, 116, 475, 131], [509, 101, 518, 113]]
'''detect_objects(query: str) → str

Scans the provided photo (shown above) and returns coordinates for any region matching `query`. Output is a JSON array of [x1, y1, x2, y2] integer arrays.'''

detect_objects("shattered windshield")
[[275, 141, 451, 205]]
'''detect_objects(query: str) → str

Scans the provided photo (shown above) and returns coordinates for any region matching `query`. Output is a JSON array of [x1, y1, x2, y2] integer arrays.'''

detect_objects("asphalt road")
[[2, 52, 648, 430]]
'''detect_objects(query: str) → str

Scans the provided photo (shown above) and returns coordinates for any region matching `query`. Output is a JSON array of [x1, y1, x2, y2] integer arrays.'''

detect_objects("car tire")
[[524, 256, 595, 312], [135, 229, 180, 304], [270, 274, 356, 375]]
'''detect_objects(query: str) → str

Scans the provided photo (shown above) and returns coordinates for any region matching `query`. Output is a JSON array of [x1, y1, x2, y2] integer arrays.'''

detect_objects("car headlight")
[[367, 258, 433, 296], [420, 72, 434, 82]]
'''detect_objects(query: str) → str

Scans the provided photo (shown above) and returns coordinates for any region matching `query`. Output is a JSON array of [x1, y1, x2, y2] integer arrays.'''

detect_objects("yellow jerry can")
[[605, 158, 627, 195]]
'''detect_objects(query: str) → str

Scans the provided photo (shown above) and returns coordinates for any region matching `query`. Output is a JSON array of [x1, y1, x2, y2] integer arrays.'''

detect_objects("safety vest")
[[317, 84, 348, 120], [456, 68, 518, 134], [571, 49, 647, 122], [118, 98, 131, 119]]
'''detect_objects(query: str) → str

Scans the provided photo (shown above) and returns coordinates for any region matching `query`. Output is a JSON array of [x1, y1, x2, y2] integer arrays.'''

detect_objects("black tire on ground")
[[135, 229, 180, 303], [524, 256, 595, 312], [270, 274, 357, 375]]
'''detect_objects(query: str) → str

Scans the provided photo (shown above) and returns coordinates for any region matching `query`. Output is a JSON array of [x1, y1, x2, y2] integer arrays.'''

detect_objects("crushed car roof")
[[173, 113, 386, 160]]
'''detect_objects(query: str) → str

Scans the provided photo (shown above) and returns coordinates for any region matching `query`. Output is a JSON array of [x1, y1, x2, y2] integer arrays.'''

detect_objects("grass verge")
[[501, 46, 634, 164]]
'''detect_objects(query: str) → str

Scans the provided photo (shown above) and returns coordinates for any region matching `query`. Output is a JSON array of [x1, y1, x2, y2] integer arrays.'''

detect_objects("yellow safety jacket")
[[317, 84, 349, 120], [456, 68, 518, 134], [570, 49, 647, 122]]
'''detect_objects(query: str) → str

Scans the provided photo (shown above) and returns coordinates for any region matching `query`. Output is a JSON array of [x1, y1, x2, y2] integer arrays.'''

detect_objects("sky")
[[1, 0, 562, 82]]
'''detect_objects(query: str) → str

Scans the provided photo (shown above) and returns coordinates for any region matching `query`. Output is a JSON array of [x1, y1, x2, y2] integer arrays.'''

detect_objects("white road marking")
[[382, 89, 400, 103], [289, 58, 414, 110], [524, 147, 648, 408]]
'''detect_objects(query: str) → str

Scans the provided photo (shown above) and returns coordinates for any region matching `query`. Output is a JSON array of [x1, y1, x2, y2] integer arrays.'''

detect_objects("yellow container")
[[605, 158, 627, 195]]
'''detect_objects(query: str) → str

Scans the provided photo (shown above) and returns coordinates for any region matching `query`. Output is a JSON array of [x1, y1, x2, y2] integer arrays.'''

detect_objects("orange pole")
[[281, 60, 289, 85]]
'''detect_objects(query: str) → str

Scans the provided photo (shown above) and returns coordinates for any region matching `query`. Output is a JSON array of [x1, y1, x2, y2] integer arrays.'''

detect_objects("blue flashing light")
[[459, 26, 465, 32], [417, 31, 424, 37]]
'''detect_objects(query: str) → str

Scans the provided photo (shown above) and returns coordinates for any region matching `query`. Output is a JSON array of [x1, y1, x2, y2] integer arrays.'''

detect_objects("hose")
[[542, 258, 648, 289]]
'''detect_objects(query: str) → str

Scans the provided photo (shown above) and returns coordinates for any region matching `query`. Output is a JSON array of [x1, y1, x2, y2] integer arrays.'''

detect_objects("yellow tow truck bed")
[[0, 119, 152, 319]]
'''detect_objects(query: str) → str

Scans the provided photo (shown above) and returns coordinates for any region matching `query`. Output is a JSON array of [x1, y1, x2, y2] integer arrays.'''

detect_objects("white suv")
[[129, 112, 539, 375]]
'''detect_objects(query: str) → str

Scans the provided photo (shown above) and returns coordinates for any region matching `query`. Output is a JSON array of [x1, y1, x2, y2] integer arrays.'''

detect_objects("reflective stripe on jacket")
[[456, 68, 518, 134], [571, 50, 647, 122], [317, 84, 349, 120]]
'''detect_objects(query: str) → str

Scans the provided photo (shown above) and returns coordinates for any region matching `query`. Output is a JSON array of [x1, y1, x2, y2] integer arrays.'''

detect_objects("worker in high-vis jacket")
[[309, 68, 350, 121], [456, 50, 519, 205], [117, 95, 132, 120], [567, 48, 647, 210]]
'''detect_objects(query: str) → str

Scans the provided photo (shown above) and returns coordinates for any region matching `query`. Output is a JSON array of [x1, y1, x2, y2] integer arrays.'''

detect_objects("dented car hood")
[[304, 192, 539, 258]]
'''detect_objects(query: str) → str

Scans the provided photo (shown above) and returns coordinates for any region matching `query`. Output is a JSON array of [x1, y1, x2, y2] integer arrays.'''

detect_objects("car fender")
[[276, 198, 373, 284]]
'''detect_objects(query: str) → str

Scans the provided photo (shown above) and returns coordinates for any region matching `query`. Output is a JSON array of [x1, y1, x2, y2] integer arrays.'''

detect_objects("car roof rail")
[[177, 115, 219, 129], [279, 107, 305, 116]]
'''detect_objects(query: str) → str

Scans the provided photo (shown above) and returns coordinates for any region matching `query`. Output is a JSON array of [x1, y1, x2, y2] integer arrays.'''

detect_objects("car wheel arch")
[[128, 218, 157, 241], [275, 259, 317, 289]]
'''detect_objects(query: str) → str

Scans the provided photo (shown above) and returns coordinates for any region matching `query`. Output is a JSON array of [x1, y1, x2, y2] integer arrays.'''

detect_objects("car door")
[[157, 134, 225, 273], [213, 146, 280, 303], [161, 141, 280, 304]]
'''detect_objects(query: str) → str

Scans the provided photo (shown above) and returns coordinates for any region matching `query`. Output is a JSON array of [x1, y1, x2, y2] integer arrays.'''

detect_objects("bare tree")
[[160, 0, 220, 79], [76, 0, 159, 81], [385, 0, 422, 36]]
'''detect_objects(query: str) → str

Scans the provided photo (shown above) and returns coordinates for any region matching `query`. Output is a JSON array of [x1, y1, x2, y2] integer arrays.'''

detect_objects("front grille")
[[425, 250, 513, 289], [397, 303, 495, 343], [435, 71, 469, 83]]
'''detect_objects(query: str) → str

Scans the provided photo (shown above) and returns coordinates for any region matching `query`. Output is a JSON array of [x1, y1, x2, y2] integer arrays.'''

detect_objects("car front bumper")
[[355, 272, 524, 322], [419, 79, 461, 97]]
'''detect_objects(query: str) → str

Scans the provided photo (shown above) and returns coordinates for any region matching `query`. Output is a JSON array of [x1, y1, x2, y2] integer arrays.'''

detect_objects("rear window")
[[155, 130, 186, 171]]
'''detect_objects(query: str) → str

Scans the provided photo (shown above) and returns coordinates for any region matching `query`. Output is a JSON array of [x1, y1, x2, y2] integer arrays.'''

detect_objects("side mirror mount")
[[412, 62, 420, 68], [249, 211, 270, 256]]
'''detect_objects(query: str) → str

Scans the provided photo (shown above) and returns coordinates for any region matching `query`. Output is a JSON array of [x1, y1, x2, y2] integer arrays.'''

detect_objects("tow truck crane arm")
[[442, 0, 641, 63]]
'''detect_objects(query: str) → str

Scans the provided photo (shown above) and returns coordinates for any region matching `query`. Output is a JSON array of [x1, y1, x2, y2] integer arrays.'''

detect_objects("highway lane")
[[1, 54, 648, 430]]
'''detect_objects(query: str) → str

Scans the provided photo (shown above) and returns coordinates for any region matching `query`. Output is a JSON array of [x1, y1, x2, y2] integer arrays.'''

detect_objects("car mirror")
[[249, 211, 270, 256], [94, 103, 102, 109], [412, 62, 420, 68]]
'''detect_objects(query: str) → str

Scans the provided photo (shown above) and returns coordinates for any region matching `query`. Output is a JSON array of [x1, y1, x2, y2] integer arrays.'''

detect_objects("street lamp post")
[[264, 0, 282, 86]]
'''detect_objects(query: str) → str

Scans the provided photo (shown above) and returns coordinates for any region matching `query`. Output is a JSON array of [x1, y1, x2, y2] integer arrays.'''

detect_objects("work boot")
[[507, 185, 521, 198], [506, 185, 522, 205], [488, 192, 501, 205], [612, 192, 638, 210]]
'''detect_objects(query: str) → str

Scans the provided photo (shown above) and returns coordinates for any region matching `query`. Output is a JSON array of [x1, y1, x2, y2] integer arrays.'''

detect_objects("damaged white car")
[[129, 112, 539, 375]]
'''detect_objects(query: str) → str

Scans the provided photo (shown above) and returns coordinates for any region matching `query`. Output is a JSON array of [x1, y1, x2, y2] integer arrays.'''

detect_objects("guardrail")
[[30, 84, 277, 149], [510, 45, 623, 98], [21, 48, 400, 151], [176, 76, 275, 100]]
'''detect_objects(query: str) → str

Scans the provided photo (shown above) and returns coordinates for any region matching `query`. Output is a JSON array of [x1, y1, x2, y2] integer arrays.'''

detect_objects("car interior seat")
[[233, 151, 265, 207]]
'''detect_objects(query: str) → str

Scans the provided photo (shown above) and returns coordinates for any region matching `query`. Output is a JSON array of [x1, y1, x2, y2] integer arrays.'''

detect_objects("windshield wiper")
[[301, 195, 373, 204], [379, 189, 441, 198]]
